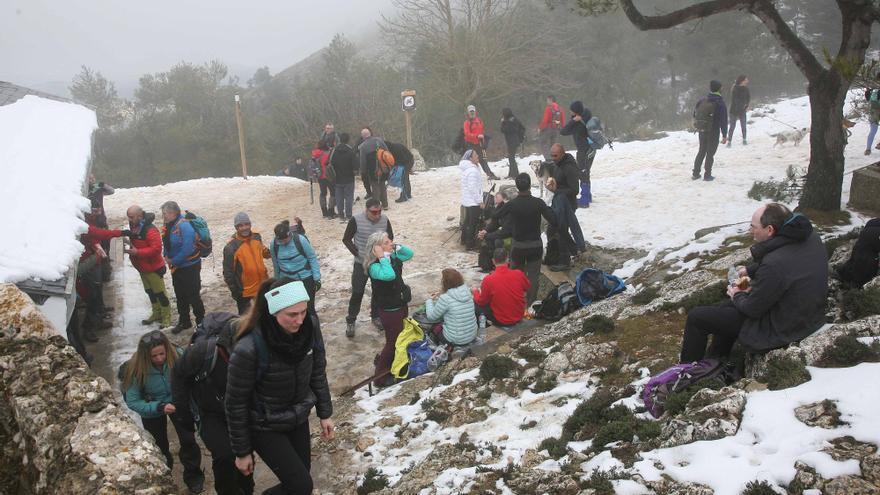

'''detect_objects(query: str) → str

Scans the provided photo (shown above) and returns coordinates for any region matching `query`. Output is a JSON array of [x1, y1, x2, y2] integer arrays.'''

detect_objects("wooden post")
[[234, 94, 248, 179], [404, 111, 413, 149], [401, 89, 416, 150]]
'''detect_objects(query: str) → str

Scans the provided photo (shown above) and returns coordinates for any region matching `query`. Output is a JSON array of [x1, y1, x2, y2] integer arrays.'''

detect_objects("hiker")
[[331, 132, 357, 221], [727, 75, 750, 147], [547, 143, 586, 271], [314, 145, 336, 219], [172, 313, 254, 495], [122, 330, 204, 493], [88, 174, 115, 282], [122, 206, 172, 328], [271, 219, 321, 312], [460, 149, 484, 250], [387, 140, 414, 203], [473, 248, 530, 327], [498, 173, 557, 304], [865, 76, 880, 155], [222, 212, 270, 315], [500, 108, 525, 178], [364, 232, 414, 387], [679, 204, 828, 363], [538, 95, 565, 161], [358, 127, 390, 209], [463, 105, 500, 180], [561, 100, 595, 207], [161, 201, 206, 334], [342, 198, 395, 338], [79, 215, 123, 342], [426, 268, 478, 346], [477, 190, 514, 272], [692, 80, 728, 181], [226, 279, 334, 494], [836, 218, 880, 288], [319, 122, 339, 149]]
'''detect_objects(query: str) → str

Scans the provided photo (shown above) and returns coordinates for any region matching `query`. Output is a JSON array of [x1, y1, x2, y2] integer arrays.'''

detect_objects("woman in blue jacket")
[[270, 220, 321, 310], [122, 330, 204, 492], [426, 268, 477, 345]]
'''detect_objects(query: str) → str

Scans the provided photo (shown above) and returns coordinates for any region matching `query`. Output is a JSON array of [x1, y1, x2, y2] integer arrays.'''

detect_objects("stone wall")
[[0, 284, 174, 494]]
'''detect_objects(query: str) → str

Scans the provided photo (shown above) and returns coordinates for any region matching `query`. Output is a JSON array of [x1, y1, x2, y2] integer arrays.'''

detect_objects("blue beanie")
[[265, 280, 310, 315]]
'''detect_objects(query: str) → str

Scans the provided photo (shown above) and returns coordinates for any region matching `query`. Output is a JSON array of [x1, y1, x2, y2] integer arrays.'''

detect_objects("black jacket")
[[500, 116, 525, 148], [837, 218, 880, 288], [370, 257, 405, 310], [553, 153, 580, 208], [734, 215, 828, 351], [560, 113, 592, 154], [729, 85, 750, 116], [225, 313, 331, 457], [387, 142, 414, 170], [330, 144, 357, 184], [485, 201, 513, 244], [495, 192, 557, 244]]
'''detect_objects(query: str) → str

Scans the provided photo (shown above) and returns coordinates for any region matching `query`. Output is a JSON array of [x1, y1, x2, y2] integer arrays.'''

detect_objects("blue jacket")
[[694, 93, 729, 135], [123, 349, 183, 419], [271, 235, 321, 282], [163, 216, 200, 269], [426, 285, 477, 345]]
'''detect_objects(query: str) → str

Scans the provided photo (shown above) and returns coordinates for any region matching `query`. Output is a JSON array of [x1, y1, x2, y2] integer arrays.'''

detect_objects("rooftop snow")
[[0, 95, 97, 283]]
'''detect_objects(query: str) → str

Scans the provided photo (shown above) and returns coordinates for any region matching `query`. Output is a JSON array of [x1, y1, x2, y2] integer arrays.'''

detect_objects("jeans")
[[171, 262, 205, 325], [510, 244, 542, 304], [399, 167, 412, 200], [375, 307, 406, 384], [727, 113, 747, 141], [318, 178, 335, 216], [199, 413, 254, 495], [252, 422, 313, 495], [347, 261, 378, 324], [693, 130, 721, 177], [551, 194, 585, 261], [335, 182, 355, 219], [869, 123, 879, 151], [679, 302, 746, 363], [142, 414, 203, 489]]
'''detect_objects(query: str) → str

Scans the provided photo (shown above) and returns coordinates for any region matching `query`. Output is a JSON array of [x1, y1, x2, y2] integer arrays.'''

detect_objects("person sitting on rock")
[[472, 248, 531, 327], [835, 218, 880, 289], [679, 203, 828, 363], [426, 268, 478, 346]]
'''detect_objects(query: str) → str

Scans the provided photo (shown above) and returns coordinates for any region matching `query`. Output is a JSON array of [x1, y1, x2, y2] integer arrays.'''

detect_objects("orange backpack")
[[376, 148, 396, 178]]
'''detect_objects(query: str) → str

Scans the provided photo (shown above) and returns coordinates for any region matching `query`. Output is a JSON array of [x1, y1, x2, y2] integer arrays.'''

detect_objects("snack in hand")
[[734, 276, 750, 290]]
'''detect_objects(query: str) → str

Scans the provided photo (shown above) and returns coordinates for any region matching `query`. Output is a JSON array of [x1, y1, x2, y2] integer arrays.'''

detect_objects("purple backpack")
[[642, 359, 728, 418]]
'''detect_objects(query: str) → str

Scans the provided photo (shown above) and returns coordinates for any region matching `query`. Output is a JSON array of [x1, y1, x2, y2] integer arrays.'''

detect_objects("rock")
[[703, 248, 752, 271], [659, 387, 746, 448], [822, 475, 880, 495], [790, 461, 823, 492], [864, 275, 880, 291], [386, 444, 476, 493], [355, 436, 376, 452], [563, 340, 617, 370], [375, 415, 402, 428], [411, 149, 427, 172], [519, 449, 544, 469], [822, 436, 877, 462], [619, 270, 721, 319], [794, 400, 845, 429], [542, 352, 571, 373], [861, 454, 880, 484], [506, 469, 580, 495]]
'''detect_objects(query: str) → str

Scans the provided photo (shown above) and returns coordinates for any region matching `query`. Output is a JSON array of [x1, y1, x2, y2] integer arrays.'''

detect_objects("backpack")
[[376, 148, 396, 179], [325, 148, 337, 183], [585, 117, 610, 150], [184, 210, 212, 258], [575, 268, 626, 306], [693, 98, 716, 133], [870, 89, 880, 110], [388, 164, 404, 188], [534, 282, 582, 321], [641, 359, 733, 418], [406, 339, 434, 379], [550, 106, 563, 128], [307, 156, 322, 180], [117, 360, 132, 396], [272, 233, 313, 280], [188, 312, 238, 411]]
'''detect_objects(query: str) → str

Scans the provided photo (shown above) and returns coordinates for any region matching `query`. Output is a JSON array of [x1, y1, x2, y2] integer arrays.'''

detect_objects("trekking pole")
[[309, 178, 314, 205], [441, 226, 461, 246]]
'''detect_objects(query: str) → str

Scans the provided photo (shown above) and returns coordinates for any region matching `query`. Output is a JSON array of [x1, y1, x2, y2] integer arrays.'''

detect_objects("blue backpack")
[[406, 339, 434, 378], [184, 210, 212, 258], [575, 268, 626, 306], [585, 117, 611, 150], [388, 165, 405, 189]]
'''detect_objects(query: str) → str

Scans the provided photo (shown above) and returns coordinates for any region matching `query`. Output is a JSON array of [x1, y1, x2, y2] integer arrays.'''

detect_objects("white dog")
[[773, 127, 809, 147]]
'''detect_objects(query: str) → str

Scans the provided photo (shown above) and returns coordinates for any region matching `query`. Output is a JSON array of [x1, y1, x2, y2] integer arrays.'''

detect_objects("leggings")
[[199, 414, 254, 495], [727, 113, 747, 141], [375, 307, 406, 383], [318, 179, 335, 215], [679, 302, 746, 363], [141, 414, 203, 487], [252, 422, 313, 494]]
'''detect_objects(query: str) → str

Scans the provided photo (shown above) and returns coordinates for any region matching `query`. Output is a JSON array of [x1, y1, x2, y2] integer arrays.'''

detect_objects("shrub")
[[592, 416, 661, 450], [517, 346, 547, 364], [579, 468, 627, 495], [532, 375, 558, 393], [817, 334, 880, 367], [539, 436, 568, 459], [562, 388, 617, 440], [479, 354, 518, 381], [422, 399, 450, 423], [357, 468, 389, 495], [746, 165, 802, 202], [741, 479, 777, 495], [759, 356, 811, 391], [582, 315, 615, 334], [841, 287, 880, 320], [661, 281, 728, 312], [631, 286, 660, 305]]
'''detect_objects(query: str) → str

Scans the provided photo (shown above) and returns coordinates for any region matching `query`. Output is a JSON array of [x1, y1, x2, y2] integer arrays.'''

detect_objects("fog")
[[0, 0, 394, 95]]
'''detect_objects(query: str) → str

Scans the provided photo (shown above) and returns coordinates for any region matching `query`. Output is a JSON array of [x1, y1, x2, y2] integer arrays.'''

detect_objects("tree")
[[69, 66, 124, 128], [248, 66, 272, 88], [590, 0, 880, 211]]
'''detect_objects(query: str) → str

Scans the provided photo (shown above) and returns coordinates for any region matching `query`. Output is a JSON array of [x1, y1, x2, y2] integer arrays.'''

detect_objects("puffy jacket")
[[539, 103, 565, 130], [560, 111, 593, 154], [223, 232, 270, 299], [225, 314, 332, 457], [734, 214, 828, 351], [271, 234, 320, 282], [368, 245, 414, 310], [80, 223, 122, 262], [312, 148, 331, 181], [460, 159, 483, 207], [426, 285, 477, 345], [463, 116, 485, 145], [553, 153, 581, 208], [163, 215, 200, 270], [473, 264, 530, 326], [128, 213, 165, 274], [123, 348, 183, 419]]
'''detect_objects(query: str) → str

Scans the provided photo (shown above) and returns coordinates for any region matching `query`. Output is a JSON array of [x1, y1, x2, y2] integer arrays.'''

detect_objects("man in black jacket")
[[560, 101, 594, 207], [547, 144, 586, 271], [172, 312, 254, 495], [387, 141, 414, 203], [332, 133, 357, 221], [500, 108, 525, 178], [679, 204, 828, 362]]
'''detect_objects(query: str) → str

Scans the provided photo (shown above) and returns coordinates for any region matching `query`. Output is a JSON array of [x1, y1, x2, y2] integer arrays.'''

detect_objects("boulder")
[[822, 436, 877, 462], [619, 270, 721, 319], [822, 475, 880, 495], [563, 340, 617, 370], [794, 400, 845, 429], [861, 454, 880, 485], [659, 387, 746, 448], [542, 352, 571, 373]]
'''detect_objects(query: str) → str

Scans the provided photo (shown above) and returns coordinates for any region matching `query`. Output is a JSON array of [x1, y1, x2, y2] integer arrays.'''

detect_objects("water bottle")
[[727, 266, 737, 287], [476, 314, 487, 345]]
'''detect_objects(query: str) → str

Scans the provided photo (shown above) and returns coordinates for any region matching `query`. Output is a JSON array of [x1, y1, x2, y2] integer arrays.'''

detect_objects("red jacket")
[[472, 264, 530, 325], [463, 116, 485, 145], [313, 148, 331, 180], [80, 224, 122, 261], [539, 103, 565, 130], [129, 220, 166, 274]]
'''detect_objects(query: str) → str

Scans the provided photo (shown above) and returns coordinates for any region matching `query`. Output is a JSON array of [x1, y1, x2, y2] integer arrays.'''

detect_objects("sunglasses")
[[140, 330, 165, 347]]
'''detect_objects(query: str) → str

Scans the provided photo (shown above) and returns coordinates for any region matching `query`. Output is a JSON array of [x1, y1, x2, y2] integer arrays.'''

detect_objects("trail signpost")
[[234, 94, 248, 179], [401, 89, 416, 149]]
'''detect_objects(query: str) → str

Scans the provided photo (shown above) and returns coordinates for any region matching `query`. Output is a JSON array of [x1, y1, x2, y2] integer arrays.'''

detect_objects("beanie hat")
[[265, 280, 310, 315], [234, 212, 251, 226], [466, 104, 476, 113], [570, 100, 584, 116], [710, 80, 722, 93]]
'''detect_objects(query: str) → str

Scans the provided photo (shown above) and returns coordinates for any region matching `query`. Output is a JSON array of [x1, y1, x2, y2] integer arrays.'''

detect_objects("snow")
[[0, 95, 97, 283]]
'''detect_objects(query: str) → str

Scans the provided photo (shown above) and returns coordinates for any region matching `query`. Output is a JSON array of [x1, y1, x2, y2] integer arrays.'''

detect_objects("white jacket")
[[459, 160, 483, 207]]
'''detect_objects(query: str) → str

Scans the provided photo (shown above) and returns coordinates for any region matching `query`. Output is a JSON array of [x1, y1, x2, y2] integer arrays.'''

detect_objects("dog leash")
[[763, 114, 800, 130]]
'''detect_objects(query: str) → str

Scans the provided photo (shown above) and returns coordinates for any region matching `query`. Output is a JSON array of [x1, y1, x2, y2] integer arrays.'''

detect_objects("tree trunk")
[[799, 71, 848, 211]]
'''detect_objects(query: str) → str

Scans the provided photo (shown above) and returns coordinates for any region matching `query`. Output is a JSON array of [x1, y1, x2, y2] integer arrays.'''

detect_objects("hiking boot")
[[82, 327, 99, 343], [866, 149, 872, 156], [395, 197, 407, 203], [159, 305, 172, 328], [185, 476, 205, 494], [691, 173, 701, 180], [371, 317, 385, 332], [346, 321, 356, 338], [171, 321, 192, 334], [142, 303, 161, 325], [703, 175, 715, 181], [743, 139, 748, 145], [549, 263, 571, 272]]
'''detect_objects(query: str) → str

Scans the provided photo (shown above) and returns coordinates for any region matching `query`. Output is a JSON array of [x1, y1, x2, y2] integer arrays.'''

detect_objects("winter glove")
[[315, 280, 321, 292], [121, 229, 133, 237]]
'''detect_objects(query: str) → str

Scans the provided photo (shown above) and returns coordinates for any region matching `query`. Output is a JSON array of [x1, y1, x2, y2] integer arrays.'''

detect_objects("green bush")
[[631, 286, 660, 305], [740, 479, 777, 495], [562, 389, 617, 439], [759, 356, 811, 391], [582, 315, 616, 334], [817, 334, 880, 367], [517, 346, 547, 364], [357, 468, 389, 495], [661, 281, 728, 312], [746, 165, 802, 202], [841, 287, 880, 320], [479, 354, 518, 381], [539, 436, 568, 459], [592, 416, 661, 450], [579, 470, 615, 495]]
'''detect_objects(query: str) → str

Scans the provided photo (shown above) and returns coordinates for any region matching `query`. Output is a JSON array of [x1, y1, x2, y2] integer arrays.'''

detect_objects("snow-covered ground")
[[0, 95, 96, 283]]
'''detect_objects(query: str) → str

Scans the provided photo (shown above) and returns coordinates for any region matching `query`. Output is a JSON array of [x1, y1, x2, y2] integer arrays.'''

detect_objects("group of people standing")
[[692, 76, 751, 181]]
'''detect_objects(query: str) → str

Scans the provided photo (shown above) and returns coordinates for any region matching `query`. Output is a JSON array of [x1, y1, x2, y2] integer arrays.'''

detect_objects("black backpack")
[[535, 282, 582, 321], [693, 98, 716, 133]]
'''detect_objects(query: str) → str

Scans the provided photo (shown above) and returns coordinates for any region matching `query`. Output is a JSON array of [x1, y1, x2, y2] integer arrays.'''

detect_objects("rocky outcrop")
[[0, 284, 173, 494], [659, 386, 747, 448], [794, 400, 845, 429]]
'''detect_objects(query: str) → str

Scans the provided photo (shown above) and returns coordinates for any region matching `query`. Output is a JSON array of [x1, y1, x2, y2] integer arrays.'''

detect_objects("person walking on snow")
[[500, 108, 525, 179], [161, 201, 206, 334], [692, 80, 728, 181], [314, 145, 336, 219], [271, 219, 321, 313], [222, 212, 270, 315], [538, 95, 565, 161], [727, 75, 751, 147], [560, 100, 595, 207], [463, 105, 500, 180], [331, 133, 357, 220], [123, 206, 172, 328], [865, 74, 880, 155], [357, 127, 391, 209]]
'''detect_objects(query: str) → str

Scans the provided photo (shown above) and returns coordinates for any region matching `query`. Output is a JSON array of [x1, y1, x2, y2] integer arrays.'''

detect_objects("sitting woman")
[[122, 330, 204, 493], [426, 268, 478, 346]]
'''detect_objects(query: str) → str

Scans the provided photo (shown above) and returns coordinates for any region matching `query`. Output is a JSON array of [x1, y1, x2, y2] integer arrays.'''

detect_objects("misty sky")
[[1, 0, 395, 95]]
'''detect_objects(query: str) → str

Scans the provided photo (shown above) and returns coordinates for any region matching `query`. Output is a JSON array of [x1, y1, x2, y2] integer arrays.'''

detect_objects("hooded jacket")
[[123, 348, 184, 419], [463, 115, 485, 145], [271, 234, 320, 282], [552, 153, 581, 208], [128, 213, 165, 274], [734, 214, 828, 351], [693, 93, 729, 135], [426, 285, 478, 345], [329, 143, 357, 184], [222, 232, 270, 299], [460, 158, 483, 207], [500, 109, 526, 148], [560, 102, 593, 153], [163, 215, 200, 270]]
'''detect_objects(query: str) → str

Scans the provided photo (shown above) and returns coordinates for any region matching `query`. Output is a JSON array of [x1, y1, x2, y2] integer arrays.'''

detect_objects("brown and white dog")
[[772, 127, 809, 147]]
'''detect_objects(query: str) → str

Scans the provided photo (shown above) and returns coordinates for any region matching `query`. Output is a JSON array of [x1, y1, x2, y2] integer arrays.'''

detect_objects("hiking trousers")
[[252, 421, 313, 495], [727, 113, 747, 142], [347, 261, 378, 324], [142, 414, 203, 489], [511, 244, 542, 304], [679, 302, 746, 363], [335, 182, 355, 219], [171, 263, 205, 325], [506, 142, 520, 177], [399, 167, 412, 200], [318, 178, 335, 216], [140, 269, 170, 307], [693, 130, 721, 177], [199, 413, 254, 495]]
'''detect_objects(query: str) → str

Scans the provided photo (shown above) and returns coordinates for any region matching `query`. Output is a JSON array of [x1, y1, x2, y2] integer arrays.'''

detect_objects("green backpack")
[[693, 98, 716, 133]]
